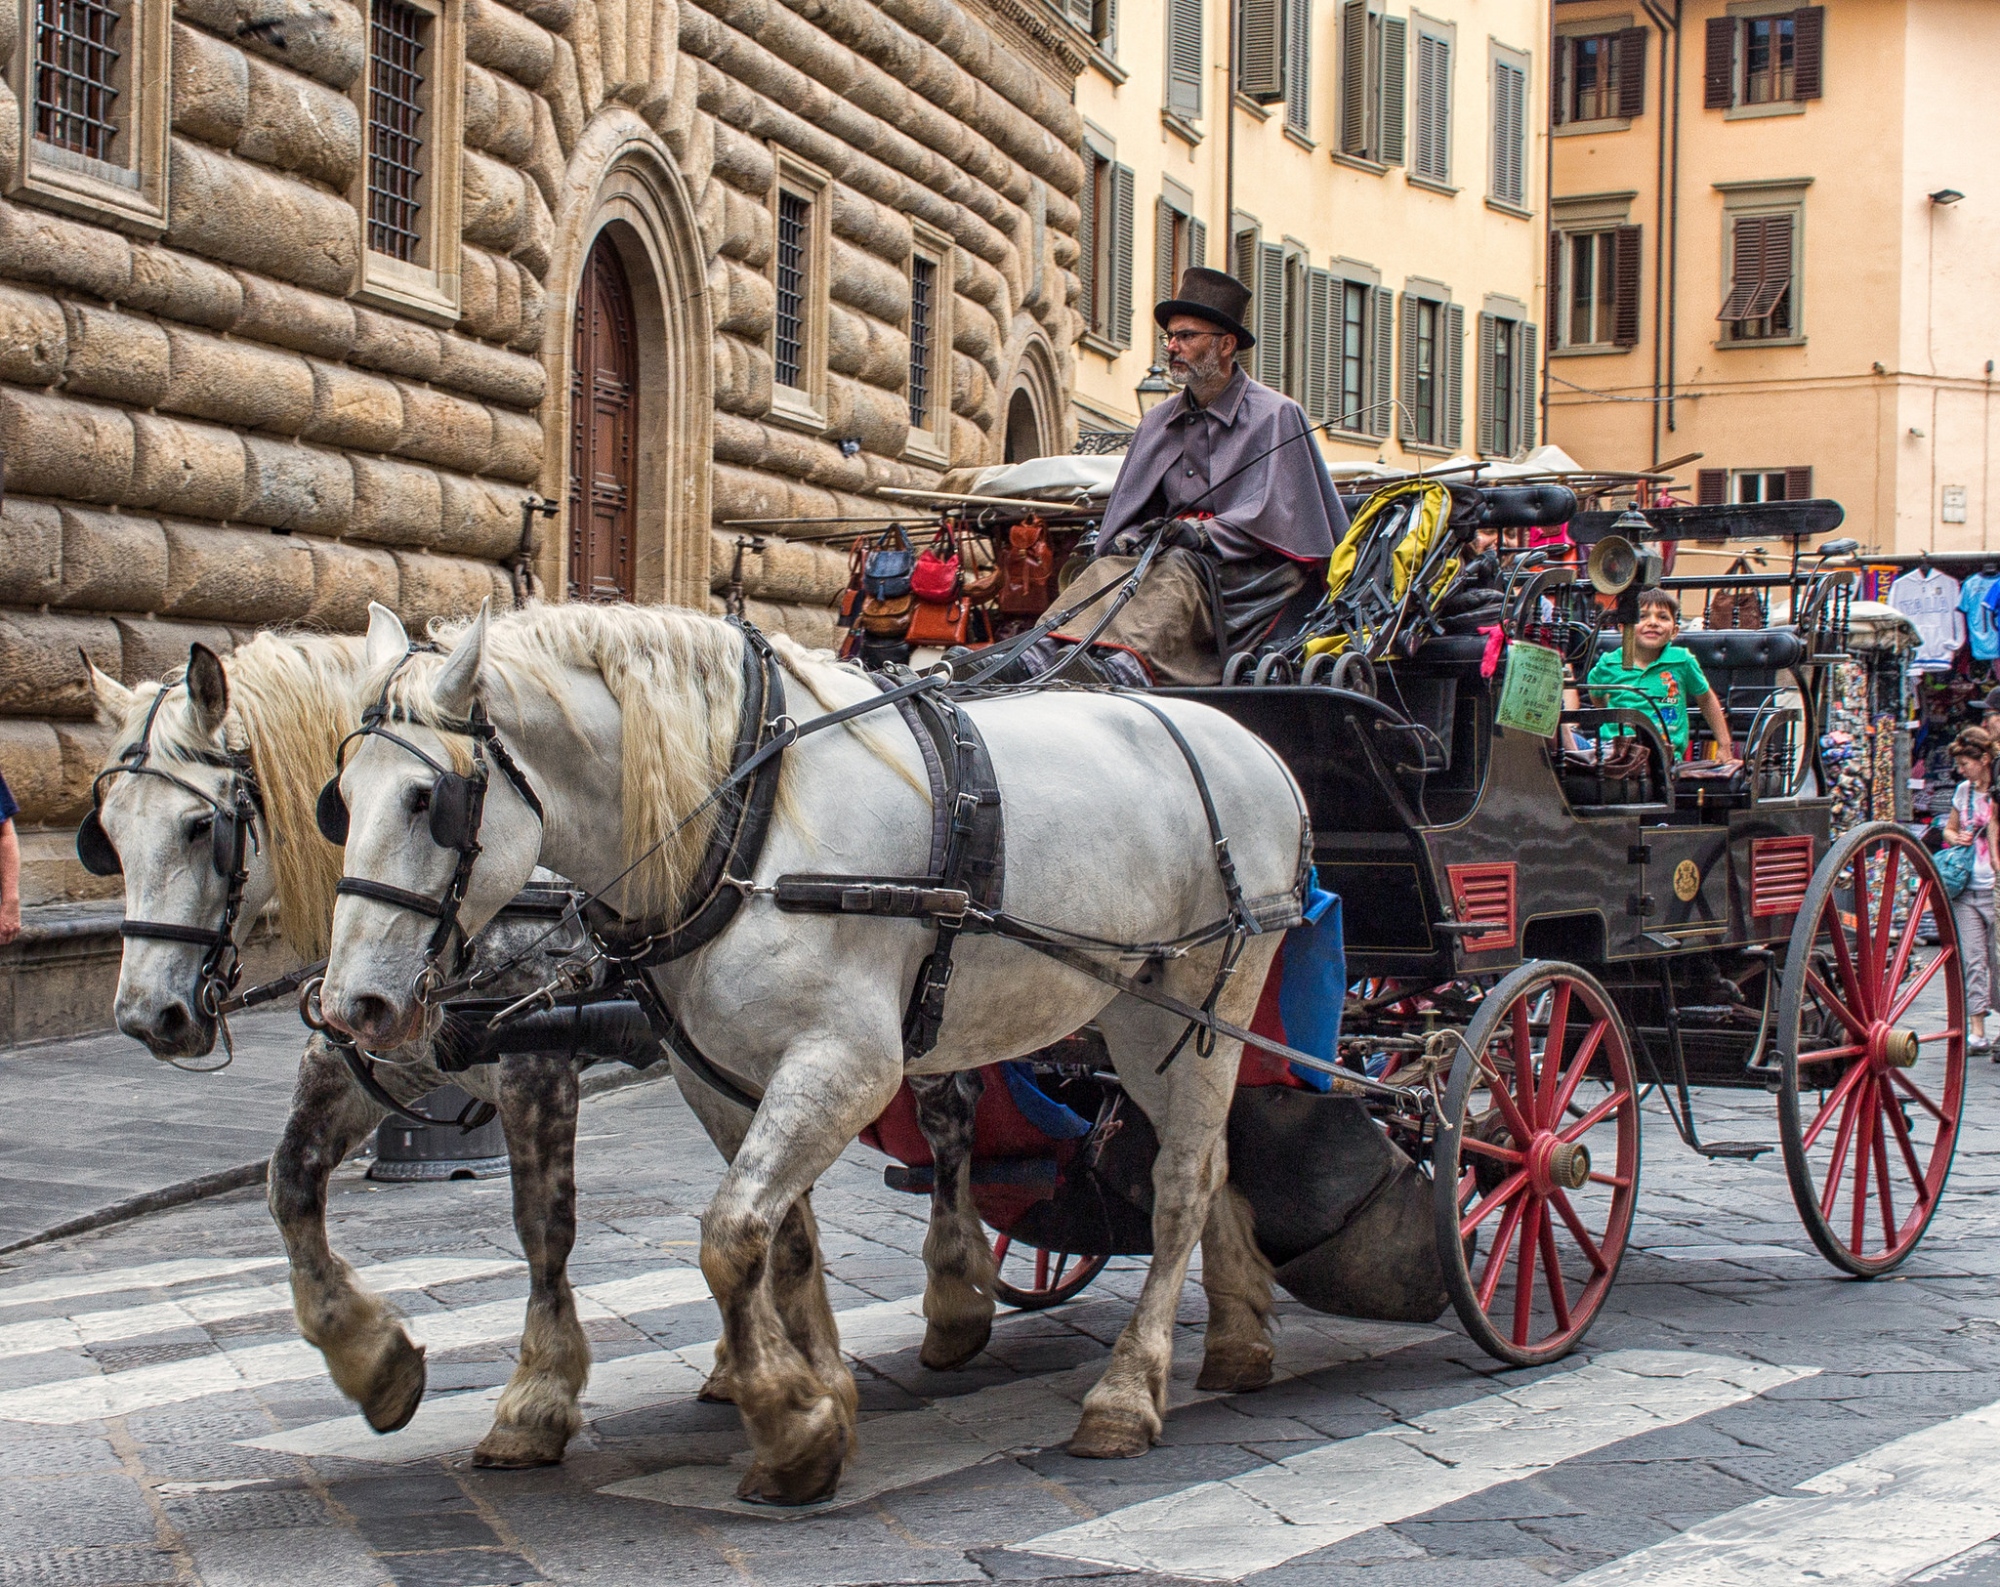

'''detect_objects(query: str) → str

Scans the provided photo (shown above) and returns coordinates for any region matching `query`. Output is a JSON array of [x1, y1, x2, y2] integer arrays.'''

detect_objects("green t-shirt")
[[1586, 643, 1712, 757]]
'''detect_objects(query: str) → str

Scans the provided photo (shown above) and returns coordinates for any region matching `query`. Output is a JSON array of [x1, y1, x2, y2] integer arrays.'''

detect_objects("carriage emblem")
[[1673, 860, 1700, 902]]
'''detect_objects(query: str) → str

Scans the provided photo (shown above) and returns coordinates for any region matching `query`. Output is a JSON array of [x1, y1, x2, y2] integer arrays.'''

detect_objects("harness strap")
[[337, 877, 454, 918], [121, 920, 225, 947], [1114, 693, 1255, 934], [330, 1036, 499, 1133]]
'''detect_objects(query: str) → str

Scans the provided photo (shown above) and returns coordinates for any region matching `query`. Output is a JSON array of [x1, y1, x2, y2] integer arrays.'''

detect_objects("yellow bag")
[[1303, 479, 1460, 660]]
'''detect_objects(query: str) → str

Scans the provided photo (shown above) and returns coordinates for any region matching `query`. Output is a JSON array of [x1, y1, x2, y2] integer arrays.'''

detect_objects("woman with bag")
[[1943, 727, 2000, 1055]]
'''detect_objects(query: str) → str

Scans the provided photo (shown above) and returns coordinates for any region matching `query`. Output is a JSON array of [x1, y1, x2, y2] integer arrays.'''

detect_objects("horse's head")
[[318, 602, 545, 1051], [82, 644, 275, 1059]]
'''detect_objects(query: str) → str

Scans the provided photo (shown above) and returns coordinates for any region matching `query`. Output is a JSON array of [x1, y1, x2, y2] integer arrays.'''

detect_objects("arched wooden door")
[[568, 235, 637, 602]]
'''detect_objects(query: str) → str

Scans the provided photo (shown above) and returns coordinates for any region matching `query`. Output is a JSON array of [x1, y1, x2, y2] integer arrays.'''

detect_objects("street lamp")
[[1929, 189, 1965, 206], [1135, 363, 1174, 416]]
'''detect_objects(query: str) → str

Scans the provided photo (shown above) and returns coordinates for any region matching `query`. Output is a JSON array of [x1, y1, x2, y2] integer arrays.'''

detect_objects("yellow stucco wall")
[[1548, 0, 2000, 552], [1071, 0, 1546, 467]]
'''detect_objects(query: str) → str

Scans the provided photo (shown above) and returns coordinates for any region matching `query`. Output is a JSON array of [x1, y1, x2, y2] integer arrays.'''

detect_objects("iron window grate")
[[775, 191, 808, 389], [908, 254, 936, 429], [35, 0, 122, 161], [367, 0, 428, 263]]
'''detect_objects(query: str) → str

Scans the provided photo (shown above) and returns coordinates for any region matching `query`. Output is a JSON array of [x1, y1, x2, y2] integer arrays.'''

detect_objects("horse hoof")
[[1195, 1349, 1274, 1394], [472, 1422, 570, 1468], [1066, 1405, 1157, 1459], [919, 1316, 992, 1372], [697, 1371, 737, 1405], [362, 1340, 427, 1433], [734, 1438, 848, 1507]]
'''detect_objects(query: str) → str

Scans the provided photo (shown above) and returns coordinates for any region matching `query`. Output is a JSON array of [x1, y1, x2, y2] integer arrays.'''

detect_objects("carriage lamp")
[[1135, 364, 1174, 415], [1588, 515, 1666, 669]]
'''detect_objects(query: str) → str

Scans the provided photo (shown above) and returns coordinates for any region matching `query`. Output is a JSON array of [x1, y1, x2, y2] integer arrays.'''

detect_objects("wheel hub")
[[1868, 1023, 1921, 1069], [1526, 1133, 1591, 1194]]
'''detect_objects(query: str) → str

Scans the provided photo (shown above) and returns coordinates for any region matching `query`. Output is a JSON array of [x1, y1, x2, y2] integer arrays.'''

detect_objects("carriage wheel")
[[1776, 822, 1965, 1277], [990, 1236, 1108, 1311], [1433, 961, 1642, 1367], [1252, 653, 1295, 686], [1223, 652, 1256, 685]]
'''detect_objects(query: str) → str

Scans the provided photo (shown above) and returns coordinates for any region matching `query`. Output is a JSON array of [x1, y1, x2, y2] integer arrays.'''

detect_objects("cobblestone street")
[[2, 973, 1998, 1587]]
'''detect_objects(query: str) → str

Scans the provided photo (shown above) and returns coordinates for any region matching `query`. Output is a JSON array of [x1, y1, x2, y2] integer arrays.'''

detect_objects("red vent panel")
[[1750, 836, 1814, 918], [1446, 863, 1517, 951]]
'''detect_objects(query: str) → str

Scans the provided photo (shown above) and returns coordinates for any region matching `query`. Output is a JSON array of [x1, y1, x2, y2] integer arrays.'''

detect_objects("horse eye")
[[188, 814, 214, 842], [407, 785, 432, 815]]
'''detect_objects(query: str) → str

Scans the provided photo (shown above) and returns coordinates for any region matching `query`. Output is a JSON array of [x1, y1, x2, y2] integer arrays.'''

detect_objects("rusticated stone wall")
[[0, 0, 1083, 909]]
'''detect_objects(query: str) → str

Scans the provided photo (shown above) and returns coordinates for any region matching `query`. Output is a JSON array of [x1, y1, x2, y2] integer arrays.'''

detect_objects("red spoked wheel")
[[1433, 961, 1642, 1367], [1776, 822, 1965, 1276], [990, 1236, 1108, 1311]]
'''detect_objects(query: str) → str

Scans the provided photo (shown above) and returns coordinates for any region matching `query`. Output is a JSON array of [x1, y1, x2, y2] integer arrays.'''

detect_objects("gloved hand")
[[1109, 517, 1208, 555]]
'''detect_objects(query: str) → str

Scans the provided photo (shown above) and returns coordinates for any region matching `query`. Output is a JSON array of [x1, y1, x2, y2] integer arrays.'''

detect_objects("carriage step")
[[1693, 1140, 1772, 1160]]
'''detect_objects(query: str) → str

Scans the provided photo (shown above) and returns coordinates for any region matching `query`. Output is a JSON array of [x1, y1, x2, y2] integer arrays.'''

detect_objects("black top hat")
[[1155, 267, 1256, 349]]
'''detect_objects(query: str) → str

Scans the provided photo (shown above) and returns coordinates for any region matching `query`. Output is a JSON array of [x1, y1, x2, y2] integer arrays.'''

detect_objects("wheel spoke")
[[1917, 1028, 1963, 1044], [1801, 1060, 1871, 1151], [1052, 1252, 1071, 1287], [1887, 947, 1955, 1026], [1849, 877, 1876, 1015], [1512, 1000, 1536, 1125], [992, 1235, 1011, 1264], [1550, 1187, 1608, 1273], [1805, 966, 1870, 1042], [1872, 1097, 1898, 1249], [1460, 1168, 1530, 1237], [1475, 1052, 1537, 1145], [1870, 845, 1901, 990], [1536, 983, 1574, 1125], [1550, 1019, 1611, 1122], [1459, 1136, 1526, 1165], [1477, 1194, 1528, 1310], [1826, 898, 1871, 1021], [1883, 879, 1935, 1006], [1559, 1088, 1627, 1143], [1850, 1079, 1877, 1254], [1890, 1067, 1952, 1126], [1820, 1082, 1865, 1219], [1882, 1088, 1934, 1208], [1587, 1171, 1632, 1188], [1538, 1204, 1573, 1332], [1513, 1199, 1543, 1346], [1035, 1247, 1049, 1288]]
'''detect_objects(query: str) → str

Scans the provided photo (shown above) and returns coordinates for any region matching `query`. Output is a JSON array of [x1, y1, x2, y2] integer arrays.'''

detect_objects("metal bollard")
[[367, 1085, 510, 1181]]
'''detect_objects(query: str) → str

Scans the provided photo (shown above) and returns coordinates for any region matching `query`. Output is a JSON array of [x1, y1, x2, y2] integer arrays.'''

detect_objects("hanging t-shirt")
[[1963, 572, 2000, 660], [1888, 568, 1966, 668], [1954, 778, 1996, 890]]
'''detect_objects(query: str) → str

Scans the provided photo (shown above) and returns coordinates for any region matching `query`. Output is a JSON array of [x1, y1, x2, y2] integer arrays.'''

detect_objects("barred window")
[[367, 0, 428, 262], [775, 190, 809, 390], [908, 253, 935, 429], [35, 0, 123, 161]]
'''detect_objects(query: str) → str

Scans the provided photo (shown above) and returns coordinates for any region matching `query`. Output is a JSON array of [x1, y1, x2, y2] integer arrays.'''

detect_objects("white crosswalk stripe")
[[0, 1266, 713, 1424], [1563, 1394, 2000, 1587], [0, 1256, 286, 1309], [1014, 1350, 1816, 1581]]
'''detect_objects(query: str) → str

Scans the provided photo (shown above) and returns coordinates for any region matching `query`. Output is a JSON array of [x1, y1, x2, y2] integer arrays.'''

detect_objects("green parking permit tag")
[[1495, 640, 1564, 738]]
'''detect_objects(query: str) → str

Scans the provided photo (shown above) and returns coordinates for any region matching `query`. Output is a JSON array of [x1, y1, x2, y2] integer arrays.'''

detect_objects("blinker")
[[315, 776, 349, 846], [76, 810, 121, 876], [428, 771, 477, 851]]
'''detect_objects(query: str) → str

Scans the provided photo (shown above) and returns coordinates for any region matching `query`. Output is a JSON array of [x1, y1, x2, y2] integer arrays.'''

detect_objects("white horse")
[[317, 598, 1311, 1504], [85, 637, 613, 1465]]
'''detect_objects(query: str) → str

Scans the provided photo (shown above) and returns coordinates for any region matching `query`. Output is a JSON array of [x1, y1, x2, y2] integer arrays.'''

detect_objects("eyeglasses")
[[1162, 330, 1222, 347]]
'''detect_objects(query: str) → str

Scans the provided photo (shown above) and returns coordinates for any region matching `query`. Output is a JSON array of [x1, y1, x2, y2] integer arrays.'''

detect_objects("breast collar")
[[323, 646, 548, 1003]]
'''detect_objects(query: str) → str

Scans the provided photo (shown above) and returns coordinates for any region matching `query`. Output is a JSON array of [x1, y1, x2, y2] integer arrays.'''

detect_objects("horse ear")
[[364, 602, 408, 670], [185, 644, 229, 735], [432, 600, 489, 718], [83, 653, 134, 725]]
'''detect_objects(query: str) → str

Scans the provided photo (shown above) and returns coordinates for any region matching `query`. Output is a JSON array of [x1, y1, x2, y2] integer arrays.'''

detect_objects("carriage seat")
[[1590, 626, 1805, 675]]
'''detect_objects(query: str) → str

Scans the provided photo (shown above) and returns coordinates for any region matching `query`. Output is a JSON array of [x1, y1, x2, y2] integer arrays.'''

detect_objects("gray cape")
[[1097, 366, 1346, 564]]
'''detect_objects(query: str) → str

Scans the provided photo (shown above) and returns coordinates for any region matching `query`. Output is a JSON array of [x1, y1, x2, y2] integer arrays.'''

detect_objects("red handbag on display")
[[912, 529, 962, 602]]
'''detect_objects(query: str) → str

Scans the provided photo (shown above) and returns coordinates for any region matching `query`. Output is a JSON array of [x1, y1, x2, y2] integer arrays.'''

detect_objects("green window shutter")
[[1612, 223, 1643, 347], [1078, 156, 1098, 333], [1517, 322, 1537, 451], [1476, 311, 1497, 456], [1338, 0, 1368, 153], [1155, 198, 1178, 356], [1169, 0, 1204, 119], [1703, 17, 1734, 109], [1397, 291, 1418, 442], [1189, 215, 1207, 269], [1443, 302, 1464, 449], [1286, 0, 1312, 134], [1547, 227, 1564, 340], [1257, 240, 1286, 387], [1784, 464, 1813, 500], [1792, 7, 1824, 99], [1414, 31, 1451, 182], [1110, 163, 1136, 349], [1378, 14, 1407, 163], [1615, 26, 1647, 117], [1697, 468, 1727, 505], [1718, 214, 1765, 322], [1369, 283, 1394, 436], [1234, 223, 1259, 292], [1306, 267, 1335, 421], [1492, 59, 1525, 205], [1240, 0, 1285, 101]]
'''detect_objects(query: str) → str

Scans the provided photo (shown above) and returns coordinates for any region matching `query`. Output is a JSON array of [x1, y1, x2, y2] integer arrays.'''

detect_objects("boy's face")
[[1634, 602, 1678, 653]]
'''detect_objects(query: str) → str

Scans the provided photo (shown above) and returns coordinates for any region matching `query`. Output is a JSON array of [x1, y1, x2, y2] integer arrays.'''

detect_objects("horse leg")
[[766, 1190, 857, 1449], [908, 1069, 995, 1370], [1068, 936, 1283, 1457], [701, 1036, 901, 1506], [269, 1036, 427, 1432], [1193, 1182, 1276, 1393], [667, 1056, 750, 1405], [474, 1052, 588, 1468]]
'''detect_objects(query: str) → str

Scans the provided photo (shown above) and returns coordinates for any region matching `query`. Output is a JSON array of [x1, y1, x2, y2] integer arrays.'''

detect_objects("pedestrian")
[[1943, 726, 2000, 1056], [1980, 686, 2000, 735], [0, 764, 18, 947]]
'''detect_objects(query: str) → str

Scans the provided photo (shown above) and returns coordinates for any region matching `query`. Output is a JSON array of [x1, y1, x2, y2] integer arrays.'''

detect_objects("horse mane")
[[106, 632, 366, 960], [379, 604, 922, 924]]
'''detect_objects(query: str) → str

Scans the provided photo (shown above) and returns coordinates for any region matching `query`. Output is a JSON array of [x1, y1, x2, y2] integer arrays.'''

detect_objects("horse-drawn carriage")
[[868, 472, 1959, 1368]]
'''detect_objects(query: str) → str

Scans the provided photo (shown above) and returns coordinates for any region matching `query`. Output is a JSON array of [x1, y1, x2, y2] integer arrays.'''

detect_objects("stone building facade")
[[0, 0, 1084, 1033]]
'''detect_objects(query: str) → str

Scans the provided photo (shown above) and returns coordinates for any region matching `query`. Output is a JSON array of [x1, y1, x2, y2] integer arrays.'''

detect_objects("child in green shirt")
[[1585, 591, 1737, 762]]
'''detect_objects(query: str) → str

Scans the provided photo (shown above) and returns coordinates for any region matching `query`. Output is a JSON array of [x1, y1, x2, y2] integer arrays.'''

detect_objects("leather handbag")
[[862, 526, 917, 600], [964, 561, 1005, 604], [906, 595, 971, 645], [1705, 558, 1764, 631], [1000, 519, 1055, 614], [911, 529, 962, 602], [859, 591, 915, 636]]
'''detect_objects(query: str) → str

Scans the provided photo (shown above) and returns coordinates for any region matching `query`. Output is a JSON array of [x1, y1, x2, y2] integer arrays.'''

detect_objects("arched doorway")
[[1004, 388, 1043, 463], [567, 235, 637, 602]]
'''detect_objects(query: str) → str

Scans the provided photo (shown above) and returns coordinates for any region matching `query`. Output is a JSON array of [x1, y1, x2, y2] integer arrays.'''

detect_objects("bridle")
[[75, 682, 263, 1058], [311, 646, 545, 1007]]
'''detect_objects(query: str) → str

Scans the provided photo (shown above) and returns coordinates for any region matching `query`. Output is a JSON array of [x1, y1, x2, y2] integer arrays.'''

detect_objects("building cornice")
[[966, 0, 1091, 81]]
